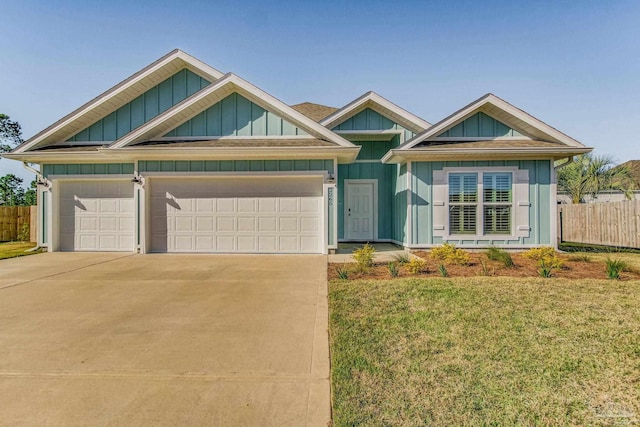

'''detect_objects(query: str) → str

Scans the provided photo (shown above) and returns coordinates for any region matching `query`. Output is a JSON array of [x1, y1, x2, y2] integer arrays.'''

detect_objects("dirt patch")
[[328, 251, 640, 281]]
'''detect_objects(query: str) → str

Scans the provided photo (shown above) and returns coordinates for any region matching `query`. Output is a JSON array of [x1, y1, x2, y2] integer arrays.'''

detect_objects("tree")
[[24, 180, 37, 206], [557, 153, 633, 204], [0, 114, 23, 154], [0, 174, 26, 206]]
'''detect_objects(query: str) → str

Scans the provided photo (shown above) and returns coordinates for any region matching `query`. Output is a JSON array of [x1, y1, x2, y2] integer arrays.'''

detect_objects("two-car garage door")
[[149, 177, 323, 253], [57, 177, 324, 253]]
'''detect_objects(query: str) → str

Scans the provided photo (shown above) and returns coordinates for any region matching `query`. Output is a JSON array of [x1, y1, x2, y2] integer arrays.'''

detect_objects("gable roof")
[[291, 102, 338, 122], [399, 93, 585, 150], [108, 73, 355, 149], [320, 91, 431, 134], [12, 49, 224, 153]]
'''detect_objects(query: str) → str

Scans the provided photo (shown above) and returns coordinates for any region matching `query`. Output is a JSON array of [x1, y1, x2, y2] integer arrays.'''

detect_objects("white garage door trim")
[[55, 178, 135, 252], [146, 175, 325, 254]]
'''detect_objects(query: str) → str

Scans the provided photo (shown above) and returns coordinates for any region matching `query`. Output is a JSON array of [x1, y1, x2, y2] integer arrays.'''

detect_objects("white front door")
[[345, 181, 376, 241]]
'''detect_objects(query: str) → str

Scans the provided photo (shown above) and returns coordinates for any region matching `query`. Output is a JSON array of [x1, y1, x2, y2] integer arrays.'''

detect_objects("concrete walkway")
[[328, 242, 418, 263], [0, 252, 330, 426]]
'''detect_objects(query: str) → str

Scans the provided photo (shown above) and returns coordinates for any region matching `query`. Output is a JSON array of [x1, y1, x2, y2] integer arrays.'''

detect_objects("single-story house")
[[4, 50, 592, 253]]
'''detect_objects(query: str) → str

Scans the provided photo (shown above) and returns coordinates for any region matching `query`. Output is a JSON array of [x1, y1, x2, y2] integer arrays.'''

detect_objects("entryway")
[[344, 180, 377, 241]]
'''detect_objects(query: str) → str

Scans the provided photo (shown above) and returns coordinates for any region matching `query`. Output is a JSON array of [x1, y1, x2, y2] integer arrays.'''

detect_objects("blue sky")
[[1, 0, 639, 185]]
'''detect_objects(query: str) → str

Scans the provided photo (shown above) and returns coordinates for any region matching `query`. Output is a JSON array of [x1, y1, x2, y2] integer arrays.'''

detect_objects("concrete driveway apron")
[[0, 253, 330, 426]]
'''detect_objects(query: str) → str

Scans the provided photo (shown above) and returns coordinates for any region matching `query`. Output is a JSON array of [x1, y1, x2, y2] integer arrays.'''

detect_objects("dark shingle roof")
[[291, 102, 338, 122]]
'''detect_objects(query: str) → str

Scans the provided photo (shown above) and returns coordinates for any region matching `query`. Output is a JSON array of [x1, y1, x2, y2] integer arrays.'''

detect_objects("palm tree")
[[557, 154, 633, 204]]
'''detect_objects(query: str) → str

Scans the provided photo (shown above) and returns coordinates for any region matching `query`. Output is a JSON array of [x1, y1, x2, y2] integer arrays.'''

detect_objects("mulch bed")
[[328, 251, 640, 281]]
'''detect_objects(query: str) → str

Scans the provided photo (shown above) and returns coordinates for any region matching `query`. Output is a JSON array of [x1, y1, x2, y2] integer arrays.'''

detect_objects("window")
[[483, 173, 512, 235], [449, 173, 477, 234], [447, 172, 513, 236]]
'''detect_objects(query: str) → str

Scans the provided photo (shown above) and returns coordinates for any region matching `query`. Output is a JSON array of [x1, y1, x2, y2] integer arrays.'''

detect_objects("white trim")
[[399, 93, 585, 151], [425, 136, 533, 142], [320, 91, 430, 133], [140, 171, 327, 178], [550, 159, 558, 249], [109, 73, 355, 149], [14, 49, 224, 153], [441, 167, 520, 240], [47, 174, 133, 181], [154, 135, 316, 141], [343, 179, 378, 241], [406, 243, 546, 249], [353, 159, 381, 164], [406, 161, 412, 246]]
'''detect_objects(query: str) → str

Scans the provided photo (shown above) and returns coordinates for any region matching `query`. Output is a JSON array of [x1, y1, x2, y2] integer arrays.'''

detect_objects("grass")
[[0, 242, 40, 260], [329, 277, 640, 426], [559, 241, 640, 254]]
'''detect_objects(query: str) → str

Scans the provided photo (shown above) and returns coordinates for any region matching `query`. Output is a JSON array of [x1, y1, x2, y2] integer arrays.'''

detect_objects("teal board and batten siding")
[[410, 160, 552, 246], [338, 162, 397, 241], [437, 112, 523, 138], [164, 93, 307, 137], [332, 108, 415, 142], [138, 159, 333, 174], [392, 163, 408, 244], [42, 163, 135, 177], [67, 70, 210, 142]]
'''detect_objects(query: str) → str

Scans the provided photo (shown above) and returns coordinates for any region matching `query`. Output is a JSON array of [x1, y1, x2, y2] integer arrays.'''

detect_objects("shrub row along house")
[[4, 50, 591, 253]]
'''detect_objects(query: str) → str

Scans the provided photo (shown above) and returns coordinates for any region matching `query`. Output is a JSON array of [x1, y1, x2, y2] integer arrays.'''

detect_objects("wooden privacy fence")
[[0, 206, 37, 242], [559, 200, 640, 249]]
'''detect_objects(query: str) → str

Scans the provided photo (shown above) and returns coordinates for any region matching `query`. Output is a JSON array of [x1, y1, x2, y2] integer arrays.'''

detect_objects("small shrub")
[[567, 254, 592, 263], [430, 243, 470, 266], [605, 258, 627, 280], [17, 223, 30, 242], [538, 260, 553, 278], [336, 265, 349, 280], [353, 243, 375, 271], [485, 246, 514, 268], [387, 262, 399, 277], [523, 246, 565, 269], [478, 259, 493, 276], [437, 264, 448, 277], [393, 252, 410, 264], [407, 258, 427, 275]]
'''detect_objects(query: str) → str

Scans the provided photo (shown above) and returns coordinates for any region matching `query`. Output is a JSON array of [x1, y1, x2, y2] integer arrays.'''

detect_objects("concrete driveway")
[[0, 253, 330, 426]]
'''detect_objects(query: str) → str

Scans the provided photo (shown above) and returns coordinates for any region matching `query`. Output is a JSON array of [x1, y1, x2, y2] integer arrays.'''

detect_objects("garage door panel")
[[150, 177, 323, 253], [59, 181, 134, 252]]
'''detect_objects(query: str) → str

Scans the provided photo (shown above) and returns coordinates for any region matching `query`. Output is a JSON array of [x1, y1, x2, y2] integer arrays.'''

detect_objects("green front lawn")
[[329, 277, 640, 426], [0, 242, 40, 260]]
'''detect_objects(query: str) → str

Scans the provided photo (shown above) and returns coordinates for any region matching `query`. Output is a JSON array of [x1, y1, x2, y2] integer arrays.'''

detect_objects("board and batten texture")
[[410, 160, 553, 246], [164, 93, 307, 137], [67, 69, 210, 142], [332, 108, 416, 141], [559, 200, 640, 249]]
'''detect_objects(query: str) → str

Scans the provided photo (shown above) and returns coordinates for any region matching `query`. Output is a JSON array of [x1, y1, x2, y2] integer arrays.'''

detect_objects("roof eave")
[[381, 147, 593, 164]]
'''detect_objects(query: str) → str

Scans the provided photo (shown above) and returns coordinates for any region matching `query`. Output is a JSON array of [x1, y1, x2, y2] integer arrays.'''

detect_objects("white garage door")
[[150, 177, 323, 253], [59, 181, 135, 251]]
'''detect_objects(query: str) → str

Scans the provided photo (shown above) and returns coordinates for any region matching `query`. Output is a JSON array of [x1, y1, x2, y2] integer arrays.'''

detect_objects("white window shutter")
[[433, 170, 447, 237], [514, 169, 530, 237]]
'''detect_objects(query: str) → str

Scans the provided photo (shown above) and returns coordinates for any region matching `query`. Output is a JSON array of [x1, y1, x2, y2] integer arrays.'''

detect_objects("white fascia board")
[[381, 146, 593, 164], [400, 93, 585, 150], [14, 49, 225, 154], [102, 146, 361, 163], [320, 91, 431, 133], [109, 73, 355, 149]]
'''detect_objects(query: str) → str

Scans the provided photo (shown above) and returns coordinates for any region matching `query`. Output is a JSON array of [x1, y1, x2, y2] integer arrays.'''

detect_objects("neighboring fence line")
[[0, 206, 36, 242], [559, 200, 640, 249]]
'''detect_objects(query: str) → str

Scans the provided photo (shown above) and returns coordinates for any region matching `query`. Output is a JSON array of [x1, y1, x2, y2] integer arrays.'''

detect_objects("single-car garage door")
[[59, 180, 135, 251], [149, 177, 323, 253]]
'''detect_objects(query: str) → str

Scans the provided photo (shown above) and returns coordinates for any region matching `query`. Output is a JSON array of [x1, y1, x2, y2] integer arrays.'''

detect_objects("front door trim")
[[344, 179, 378, 241]]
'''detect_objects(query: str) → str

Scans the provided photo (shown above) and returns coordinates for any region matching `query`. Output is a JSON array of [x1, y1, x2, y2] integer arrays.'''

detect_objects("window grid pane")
[[484, 205, 511, 234], [450, 205, 477, 234], [483, 173, 512, 203], [449, 173, 477, 203]]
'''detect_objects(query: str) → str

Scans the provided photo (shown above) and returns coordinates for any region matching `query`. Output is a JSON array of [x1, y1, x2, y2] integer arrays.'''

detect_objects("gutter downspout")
[[21, 162, 44, 252]]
